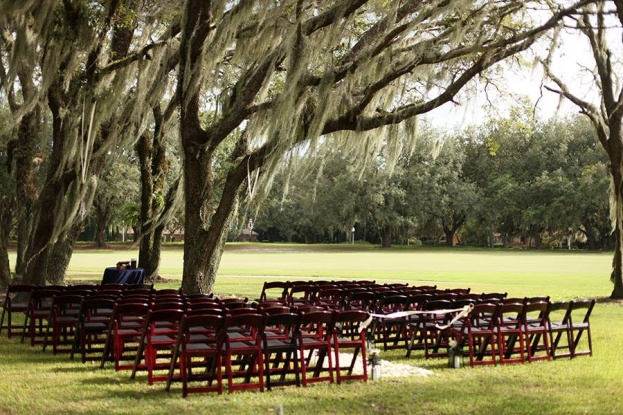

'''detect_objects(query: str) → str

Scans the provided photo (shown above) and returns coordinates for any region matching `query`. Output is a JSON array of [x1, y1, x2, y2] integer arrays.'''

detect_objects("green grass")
[[2, 245, 622, 414]]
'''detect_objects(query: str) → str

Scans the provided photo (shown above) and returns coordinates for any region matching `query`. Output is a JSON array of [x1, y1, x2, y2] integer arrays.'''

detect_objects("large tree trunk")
[[45, 218, 83, 285], [580, 216, 598, 250], [609, 132, 623, 299], [181, 141, 242, 294], [380, 226, 392, 248], [13, 71, 41, 277], [136, 101, 174, 282], [443, 228, 456, 247], [0, 220, 10, 290], [94, 204, 109, 248]]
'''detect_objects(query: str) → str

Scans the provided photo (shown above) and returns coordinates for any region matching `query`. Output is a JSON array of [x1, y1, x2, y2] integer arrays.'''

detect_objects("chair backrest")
[[496, 302, 525, 328], [331, 309, 369, 340], [500, 297, 525, 305], [414, 285, 437, 291], [522, 301, 550, 326], [110, 302, 150, 327], [49, 294, 85, 317], [419, 299, 453, 324], [228, 307, 260, 316], [293, 304, 326, 314], [143, 308, 185, 331], [258, 281, 290, 303], [184, 293, 215, 302], [377, 295, 409, 313], [469, 302, 499, 329], [314, 288, 347, 310], [28, 288, 64, 312], [288, 284, 317, 305], [459, 293, 483, 302], [298, 310, 334, 340], [121, 288, 153, 297], [179, 313, 226, 342], [445, 288, 471, 295], [3, 284, 36, 306], [346, 291, 375, 311], [151, 300, 185, 311], [260, 305, 292, 315], [481, 292, 507, 301], [263, 312, 301, 339], [77, 298, 116, 327], [433, 293, 459, 302], [225, 312, 265, 340], [524, 296, 550, 305], [407, 293, 433, 310], [80, 298, 116, 314], [570, 299, 595, 324]]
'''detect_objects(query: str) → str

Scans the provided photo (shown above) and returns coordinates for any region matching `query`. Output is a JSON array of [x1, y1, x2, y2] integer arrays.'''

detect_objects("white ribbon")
[[359, 304, 474, 332]]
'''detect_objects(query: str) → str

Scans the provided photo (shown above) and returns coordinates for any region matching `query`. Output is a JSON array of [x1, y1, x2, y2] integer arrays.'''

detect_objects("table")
[[101, 267, 146, 285]]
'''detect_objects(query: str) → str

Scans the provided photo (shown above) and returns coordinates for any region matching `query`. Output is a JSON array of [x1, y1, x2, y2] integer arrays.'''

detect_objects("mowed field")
[[61, 244, 613, 300], [2, 244, 622, 415]]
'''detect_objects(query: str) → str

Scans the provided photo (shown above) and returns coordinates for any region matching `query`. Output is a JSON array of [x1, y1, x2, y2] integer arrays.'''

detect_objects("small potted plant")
[[447, 339, 464, 368], [368, 348, 382, 380]]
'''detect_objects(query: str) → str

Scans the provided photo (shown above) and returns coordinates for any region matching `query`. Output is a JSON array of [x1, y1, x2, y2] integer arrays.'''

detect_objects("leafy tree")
[[0, 1, 179, 284], [539, 1, 623, 297], [91, 151, 140, 247], [178, 0, 589, 293]]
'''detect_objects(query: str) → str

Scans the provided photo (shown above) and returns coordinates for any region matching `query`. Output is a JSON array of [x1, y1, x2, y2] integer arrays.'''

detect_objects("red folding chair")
[[0, 284, 36, 338], [495, 302, 525, 364], [297, 311, 334, 386], [131, 308, 185, 385], [22, 288, 64, 346], [222, 313, 265, 393], [99, 302, 150, 370], [262, 312, 301, 390], [43, 294, 84, 354], [167, 314, 227, 397], [331, 310, 369, 384]]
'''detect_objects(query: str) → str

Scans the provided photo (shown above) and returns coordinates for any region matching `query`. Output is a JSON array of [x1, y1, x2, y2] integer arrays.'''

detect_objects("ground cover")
[[1, 245, 621, 414]]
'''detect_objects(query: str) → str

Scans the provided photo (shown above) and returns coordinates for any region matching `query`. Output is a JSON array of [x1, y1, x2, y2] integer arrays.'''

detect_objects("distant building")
[[238, 227, 259, 242]]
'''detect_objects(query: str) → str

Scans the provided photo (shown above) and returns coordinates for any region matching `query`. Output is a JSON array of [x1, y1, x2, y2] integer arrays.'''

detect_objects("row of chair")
[[0, 284, 373, 396], [256, 280, 595, 366], [405, 299, 595, 366]]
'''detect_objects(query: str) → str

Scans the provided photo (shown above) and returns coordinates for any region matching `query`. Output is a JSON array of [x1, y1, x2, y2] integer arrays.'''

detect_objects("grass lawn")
[[2, 244, 622, 414]]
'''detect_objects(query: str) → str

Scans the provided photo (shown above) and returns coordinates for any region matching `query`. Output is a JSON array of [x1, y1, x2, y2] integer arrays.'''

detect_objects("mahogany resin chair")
[[297, 311, 334, 387], [262, 312, 301, 390], [131, 308, 185, 385], [495, 303, 526, 364], [0, 284, 36, 338], [331, 310, 369, 384], [522, 301, 551, 362], [166, 314, 227, 397], [43, 294, 84, 354], [257, 281, 290, 305], [71, 297, 116, 363], [549, 300, 595, 359], [462, 302, 499, 367], [223, 313, 265, 393], [22, 288, 64, 346], [100, 302, 150, 370], [406, 299, 452, 358]]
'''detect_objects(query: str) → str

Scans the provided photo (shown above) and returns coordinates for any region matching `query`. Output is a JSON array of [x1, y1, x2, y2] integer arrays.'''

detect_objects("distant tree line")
[[251, 112, 611, 249]]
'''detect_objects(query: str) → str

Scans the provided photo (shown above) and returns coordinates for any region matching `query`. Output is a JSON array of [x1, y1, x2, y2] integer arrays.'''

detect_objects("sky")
[[424, 19, 619, 131]]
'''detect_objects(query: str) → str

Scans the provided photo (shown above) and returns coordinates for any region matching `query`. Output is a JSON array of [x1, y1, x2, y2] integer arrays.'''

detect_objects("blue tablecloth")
[[101, 267, 146, 285]]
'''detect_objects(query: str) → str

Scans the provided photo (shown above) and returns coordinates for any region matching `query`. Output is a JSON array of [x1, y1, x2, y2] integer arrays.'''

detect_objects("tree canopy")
[[0, 0, 608, 295]]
